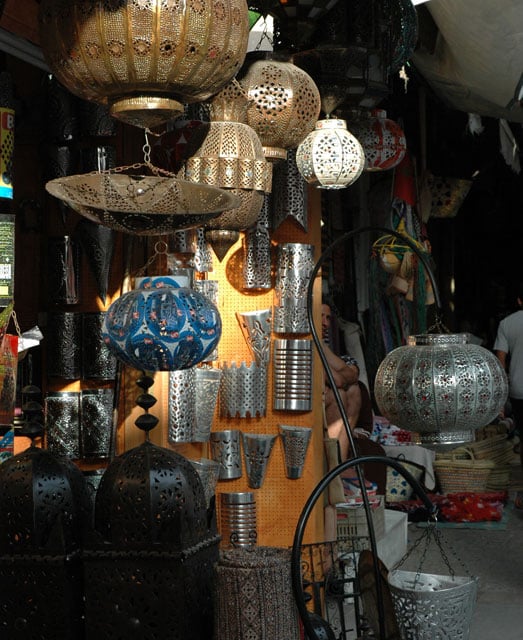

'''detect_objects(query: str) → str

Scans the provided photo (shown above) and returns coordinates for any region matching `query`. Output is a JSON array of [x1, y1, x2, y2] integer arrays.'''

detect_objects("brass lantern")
[[183, 81, 272, 260], [38, 0, 250, 129], [239, 55, 321, 162]]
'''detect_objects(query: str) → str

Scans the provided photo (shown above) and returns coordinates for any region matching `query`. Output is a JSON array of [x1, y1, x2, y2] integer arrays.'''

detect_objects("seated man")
[[322, 302, 373, 461]]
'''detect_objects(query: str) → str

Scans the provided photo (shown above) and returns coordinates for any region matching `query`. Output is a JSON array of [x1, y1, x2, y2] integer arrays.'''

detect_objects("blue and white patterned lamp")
[[102, 283, 221, 372]]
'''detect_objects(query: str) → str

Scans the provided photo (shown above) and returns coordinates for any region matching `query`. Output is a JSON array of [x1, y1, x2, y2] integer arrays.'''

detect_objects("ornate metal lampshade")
[[239, 55, 321, 162], [38, 0, 250, 129], [374, 333, 509, 448], [295, 118, 365, 189], [101, 282, 222, 371], [45, 165, 241, 236], [345, 108, 407, 171], [183, 81, 272, 259]]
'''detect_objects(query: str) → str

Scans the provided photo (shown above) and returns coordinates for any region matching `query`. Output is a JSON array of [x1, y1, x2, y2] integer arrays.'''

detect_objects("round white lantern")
[[295, 118, 365, 189]]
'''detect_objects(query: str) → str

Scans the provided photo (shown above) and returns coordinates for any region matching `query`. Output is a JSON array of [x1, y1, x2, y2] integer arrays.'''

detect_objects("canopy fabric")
[[412, 0, 523, 123]]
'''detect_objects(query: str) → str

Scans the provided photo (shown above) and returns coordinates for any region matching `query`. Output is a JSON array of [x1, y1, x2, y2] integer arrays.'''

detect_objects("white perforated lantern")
[[295, 118, 365, 189]]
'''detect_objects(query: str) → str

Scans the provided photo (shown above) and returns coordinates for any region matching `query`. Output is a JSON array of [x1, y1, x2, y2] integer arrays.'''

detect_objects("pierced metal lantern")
[[102, 282, 222, 371], [0, 443, 92, 637], [183, 81, 272, 257], [374, 334, 509, 447], [240, 56, 321, 162], [84, 439, 220, 638], [295, 118, 365, 189], [38, 0, 250, 129], [347, 109, 407, 172]]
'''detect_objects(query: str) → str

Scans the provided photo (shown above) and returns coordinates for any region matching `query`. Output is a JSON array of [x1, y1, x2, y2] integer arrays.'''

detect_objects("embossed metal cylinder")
[[44, 391, 80, 458], [271, 148, 308, 231], [219, 491, 257, 548], [81, 312, 117, 381], [210, 429, 242, 480], [375, 333, 509, 447], [273, 339, 313, 412], [46, 312, 82, 379], [47, 236, 80, 306], [168, 369, 196, 443], [236, 309, 272, 366], [279, 425, 313, 479], [190, 458, 222, 508], [194, 367, 222, 442], [273, 242, 315, 334], [79, 388, 114, 459], [219, 362, 267, 418], [242, 433, 277, 489], [242, 193, 272, 291]]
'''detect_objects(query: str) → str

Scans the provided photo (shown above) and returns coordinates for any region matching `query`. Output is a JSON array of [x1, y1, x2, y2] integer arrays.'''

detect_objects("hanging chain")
[[393, 517, 474, 587], [143, 129, 152, 166], [134, 240, 169, 277], [10, 309, 22, 339]]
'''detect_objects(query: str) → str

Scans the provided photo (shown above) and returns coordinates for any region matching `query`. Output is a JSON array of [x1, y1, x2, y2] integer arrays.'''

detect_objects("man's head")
[[321, 303, 331, 341]]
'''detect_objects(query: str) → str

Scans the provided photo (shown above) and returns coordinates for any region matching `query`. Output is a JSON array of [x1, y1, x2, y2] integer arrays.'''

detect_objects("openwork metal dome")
[[82, 375, 220, 638], [38, 0, 250, 129], [93, 440, 212, 549], [374, 333, 509, 447], [0, 444, 91, 554]]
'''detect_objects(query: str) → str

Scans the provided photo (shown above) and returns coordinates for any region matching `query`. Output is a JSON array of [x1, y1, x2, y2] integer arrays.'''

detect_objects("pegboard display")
[[120, 190, 327, 548]]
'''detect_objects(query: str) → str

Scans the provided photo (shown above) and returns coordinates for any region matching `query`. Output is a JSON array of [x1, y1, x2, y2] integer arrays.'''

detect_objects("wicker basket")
[[433, 449, 495, 494]]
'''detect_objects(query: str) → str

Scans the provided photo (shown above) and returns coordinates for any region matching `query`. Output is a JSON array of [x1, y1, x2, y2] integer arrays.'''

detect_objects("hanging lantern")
[[101, 282, 222, 371], [296, 0, 418, 111], [374, 334, 509, 448], [45, 163, 241, 236], [295, 118, 365, 189], [38, 0, 249, 129], [183, 81, 272, 259], [239, 55, 321, 162], [346, 109, 407, 171]]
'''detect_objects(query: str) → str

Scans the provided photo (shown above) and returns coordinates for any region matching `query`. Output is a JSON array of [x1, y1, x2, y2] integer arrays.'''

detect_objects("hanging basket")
[[388, 569, 478, 640]]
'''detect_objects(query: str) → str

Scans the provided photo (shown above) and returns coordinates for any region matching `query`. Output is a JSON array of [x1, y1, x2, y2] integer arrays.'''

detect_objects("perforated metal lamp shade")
[[38, 0, 250, 129], [374, 333, 509, 447], [240, 56, 321, 162], [345, 108, 407, 171], [295, 118, 365, 189]]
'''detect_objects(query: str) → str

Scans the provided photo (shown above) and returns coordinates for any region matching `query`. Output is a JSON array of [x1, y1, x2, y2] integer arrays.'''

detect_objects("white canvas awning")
[[412, 0, 523, 123]]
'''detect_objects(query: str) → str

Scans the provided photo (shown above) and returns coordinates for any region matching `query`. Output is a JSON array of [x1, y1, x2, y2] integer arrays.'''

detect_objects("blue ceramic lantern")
[[102, 283, 221, 371]]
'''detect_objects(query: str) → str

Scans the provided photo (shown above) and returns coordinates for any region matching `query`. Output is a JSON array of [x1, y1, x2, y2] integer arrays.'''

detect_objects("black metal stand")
[[293, 225, 442, 638]]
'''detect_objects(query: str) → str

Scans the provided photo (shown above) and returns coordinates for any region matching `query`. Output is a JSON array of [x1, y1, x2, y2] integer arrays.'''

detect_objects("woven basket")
[[433, 448, 495, 494]]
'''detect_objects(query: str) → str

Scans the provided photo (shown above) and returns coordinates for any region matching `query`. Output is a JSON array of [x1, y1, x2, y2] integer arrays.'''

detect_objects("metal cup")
[[242, 433, 277, 489], [210, 429, 242, 479], [279, 425, 313, 479]]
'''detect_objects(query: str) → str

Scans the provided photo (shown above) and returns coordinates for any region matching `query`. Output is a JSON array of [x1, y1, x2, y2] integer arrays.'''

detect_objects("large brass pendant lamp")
[[38, 0, 250, 129]]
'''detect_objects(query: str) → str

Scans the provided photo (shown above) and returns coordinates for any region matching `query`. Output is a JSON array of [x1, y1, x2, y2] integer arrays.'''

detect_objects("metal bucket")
[[388, 570, 478, 640]]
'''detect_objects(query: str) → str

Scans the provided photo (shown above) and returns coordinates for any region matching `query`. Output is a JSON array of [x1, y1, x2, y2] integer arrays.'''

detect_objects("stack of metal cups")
[[219, 492, 257, 548]]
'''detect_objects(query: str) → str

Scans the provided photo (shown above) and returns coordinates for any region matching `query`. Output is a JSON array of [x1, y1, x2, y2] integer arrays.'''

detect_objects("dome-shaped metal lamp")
[[374, 333, 509, 448], [84, 374, 220, 638], [0, 389, 91, 637], [38, 0, 250, 129]]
